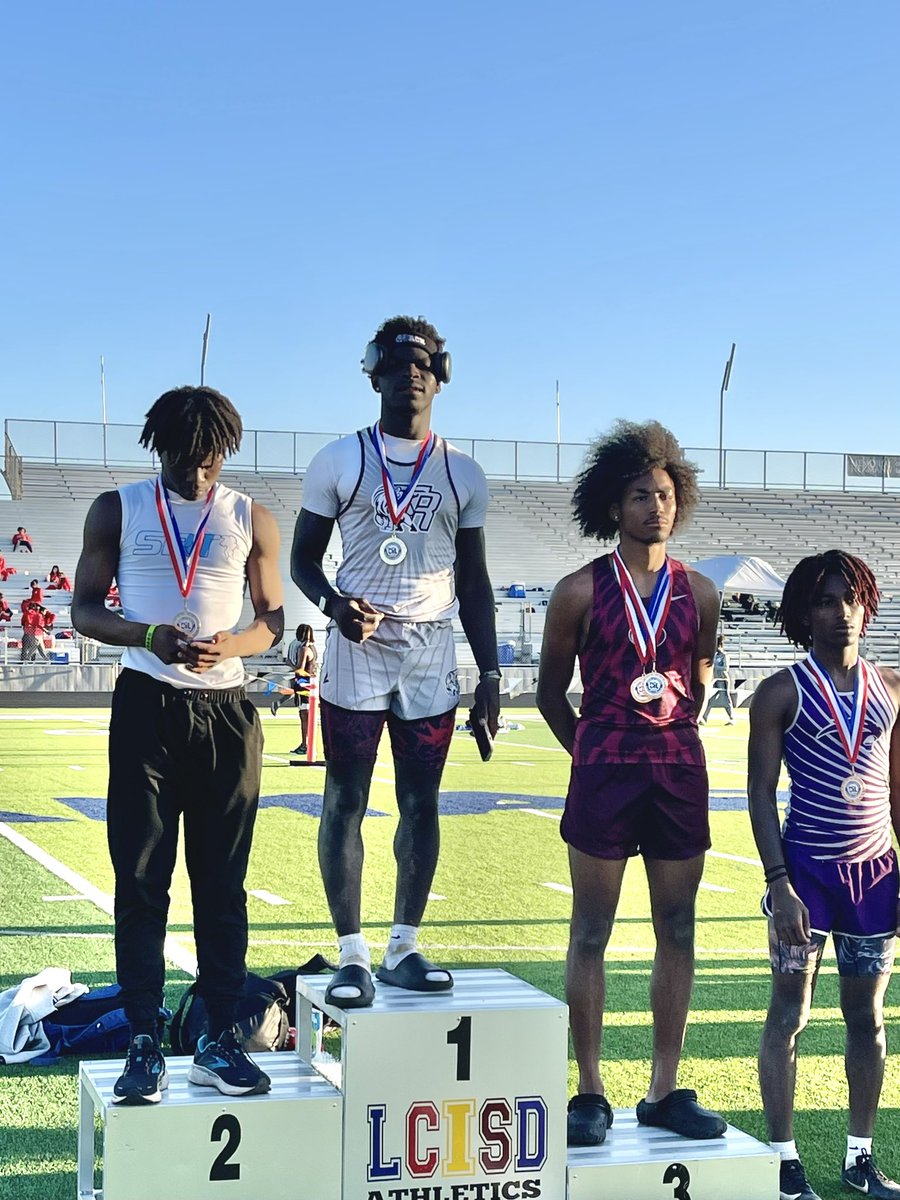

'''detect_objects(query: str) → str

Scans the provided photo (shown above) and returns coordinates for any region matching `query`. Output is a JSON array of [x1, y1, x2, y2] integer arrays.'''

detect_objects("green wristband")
[[144, 624, 158, 652]]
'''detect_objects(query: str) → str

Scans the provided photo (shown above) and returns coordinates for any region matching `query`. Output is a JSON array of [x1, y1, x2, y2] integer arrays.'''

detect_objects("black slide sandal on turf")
[[324, 964, 375, 1009], [375, 952, 453, 993]]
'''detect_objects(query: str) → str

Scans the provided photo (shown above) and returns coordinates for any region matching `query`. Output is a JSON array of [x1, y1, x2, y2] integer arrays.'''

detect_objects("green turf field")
[[0, 706, 898, 1200]]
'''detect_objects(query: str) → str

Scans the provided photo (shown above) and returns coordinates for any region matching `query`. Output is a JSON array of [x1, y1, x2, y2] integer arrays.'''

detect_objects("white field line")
[[246, 936, 770, 957], [523, 809, 560, 820], [0, 822, 198, 976], [699, 882, 735, 893], [504, 742, 568, 754], [249, 889, 291, 906], [541, 882, 573, 895], [708, 849, 763, 867], [43, 894, 89, 902], [511, 761, 536, 767], [428, 892, 447, 901], [68, 765, 85, 771]]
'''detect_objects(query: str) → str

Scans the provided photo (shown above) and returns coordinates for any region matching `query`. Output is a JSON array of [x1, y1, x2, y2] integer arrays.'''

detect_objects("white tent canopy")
[[687, 555, 786, 596]]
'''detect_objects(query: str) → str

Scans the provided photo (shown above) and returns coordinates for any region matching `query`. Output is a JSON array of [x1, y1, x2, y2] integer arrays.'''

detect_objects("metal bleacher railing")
[[6, 418, 900, 498]]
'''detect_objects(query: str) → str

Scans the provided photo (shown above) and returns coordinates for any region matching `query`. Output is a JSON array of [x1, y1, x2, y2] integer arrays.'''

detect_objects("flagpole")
[[100, 356, 107, 425], [718, 343, 735, 488], [555, 379, 560, 444], [200, 314, 212, 385]]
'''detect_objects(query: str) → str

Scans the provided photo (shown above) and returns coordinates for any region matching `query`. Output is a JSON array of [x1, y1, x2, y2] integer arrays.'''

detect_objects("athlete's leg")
[[318, 700, 387, 935], [759, 923, 823, 1141], [386, 709, 455, 927], [567, 846, 628, 1094], [837, 933, 895, 1138], [643, 854, 705, 1100]]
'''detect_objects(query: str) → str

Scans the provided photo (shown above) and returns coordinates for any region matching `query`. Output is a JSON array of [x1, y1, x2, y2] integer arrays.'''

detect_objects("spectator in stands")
[[0, 553, 16, 582], [105, 582, 121, 611], [71, 385, 284, 1106], [290, 314, 499, 1009], [29, 579, 44, 606], [270, 624, 318, 754], [0, 593, 12, 623], [12, 527, 32, 552], [46, 565, 72, 591], [749, 550, 900, 1200], [699, 635, 735, 725], [39, 605, 56, 633], [20, 601, 48, 662], [537, 419, 724, 1147]]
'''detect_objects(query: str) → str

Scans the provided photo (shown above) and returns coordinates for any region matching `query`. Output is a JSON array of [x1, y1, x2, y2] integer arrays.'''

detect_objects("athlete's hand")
[[332, 596, 383, 644], [769, 878, 811, 945], [181, 631, 237, 672], [147, 624, 183, 665], [472, 675, 501, 739]]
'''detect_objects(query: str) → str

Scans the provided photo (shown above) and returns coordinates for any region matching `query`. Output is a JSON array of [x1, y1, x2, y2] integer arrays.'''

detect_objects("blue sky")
[[2, 2, 898, 461]]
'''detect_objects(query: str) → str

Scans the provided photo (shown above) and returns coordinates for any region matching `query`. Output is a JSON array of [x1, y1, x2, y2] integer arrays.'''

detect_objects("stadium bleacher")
[[6, 453, 900, 689]]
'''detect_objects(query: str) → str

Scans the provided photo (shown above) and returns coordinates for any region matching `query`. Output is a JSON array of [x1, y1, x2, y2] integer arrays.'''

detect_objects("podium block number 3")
[[663, 1162, 691, 1199], [446, 1016, 472, 1081], [210, 1114, 241, 1182]]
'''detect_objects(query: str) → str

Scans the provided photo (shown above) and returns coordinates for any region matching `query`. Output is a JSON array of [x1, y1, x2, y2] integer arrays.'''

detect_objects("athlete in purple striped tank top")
[[538, 419, 724, 1147], [749, 551, 900, 1197]]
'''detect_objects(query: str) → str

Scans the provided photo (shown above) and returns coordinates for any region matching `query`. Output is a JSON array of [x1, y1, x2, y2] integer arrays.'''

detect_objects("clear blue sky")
[[2, 2, 898, 458]]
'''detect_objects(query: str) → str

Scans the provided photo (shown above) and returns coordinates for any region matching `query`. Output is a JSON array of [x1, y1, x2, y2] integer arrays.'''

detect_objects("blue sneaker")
[[112, 1035, 168, 1105], [188, 1028, 271, 1096]]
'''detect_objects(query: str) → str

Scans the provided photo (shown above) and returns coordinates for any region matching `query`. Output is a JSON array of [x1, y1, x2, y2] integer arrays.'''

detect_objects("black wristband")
[[764, 866, 788, 885], [480, 669, 502, 681]]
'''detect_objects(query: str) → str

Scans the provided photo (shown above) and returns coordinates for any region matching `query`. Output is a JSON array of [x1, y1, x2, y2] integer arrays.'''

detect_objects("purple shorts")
[[561, 762, 710, 860], [763, 845, 899, 938]]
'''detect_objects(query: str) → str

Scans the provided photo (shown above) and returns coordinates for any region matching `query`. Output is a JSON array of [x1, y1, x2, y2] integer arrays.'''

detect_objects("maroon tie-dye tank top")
[[573, 553, 706, 766]]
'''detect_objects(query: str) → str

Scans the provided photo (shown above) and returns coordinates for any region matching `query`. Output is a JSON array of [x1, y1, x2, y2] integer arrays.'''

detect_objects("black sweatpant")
[[106, 668, 262, 1029]]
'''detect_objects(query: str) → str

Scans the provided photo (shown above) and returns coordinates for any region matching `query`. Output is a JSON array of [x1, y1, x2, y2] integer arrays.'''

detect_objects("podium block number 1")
[[446, 1016, 471, 1081]]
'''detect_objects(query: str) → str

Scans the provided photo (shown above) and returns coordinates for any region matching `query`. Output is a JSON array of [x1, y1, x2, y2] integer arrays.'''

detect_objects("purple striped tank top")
[[573, 553, 705, 766]]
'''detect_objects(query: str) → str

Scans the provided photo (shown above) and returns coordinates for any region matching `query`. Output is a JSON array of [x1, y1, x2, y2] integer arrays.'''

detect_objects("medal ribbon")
[[611, 548, 673, 667], [805, 653, 869, 768], [154, 478, 217, 600], [369, 424, 436, 529]]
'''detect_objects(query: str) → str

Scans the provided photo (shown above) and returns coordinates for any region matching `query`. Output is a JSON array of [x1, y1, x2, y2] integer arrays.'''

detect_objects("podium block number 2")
[[210, 1114, 241, 1182], [446, 1016, 472, 1081]]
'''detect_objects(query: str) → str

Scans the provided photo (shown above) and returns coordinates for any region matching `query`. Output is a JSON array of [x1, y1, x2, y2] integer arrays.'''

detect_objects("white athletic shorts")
[[319, 618, 460, 720]]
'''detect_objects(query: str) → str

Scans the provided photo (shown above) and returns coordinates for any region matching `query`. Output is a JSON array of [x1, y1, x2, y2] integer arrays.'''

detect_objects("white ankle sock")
[[771, 1139, 799, 1161], [383, 924, 418, 969], [332, 933, 371, 999], [846, 1135, 872, 1169]]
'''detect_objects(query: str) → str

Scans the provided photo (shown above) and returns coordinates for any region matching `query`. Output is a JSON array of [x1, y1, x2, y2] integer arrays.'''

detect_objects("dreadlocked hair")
[[573, 419, 701, 541], [779, 549, 880, 649], [373, 315, 445, 352], [139, 387, 243, 463]]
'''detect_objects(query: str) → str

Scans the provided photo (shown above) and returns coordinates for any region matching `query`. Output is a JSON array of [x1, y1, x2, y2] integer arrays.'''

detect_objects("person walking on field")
[[748, 550, 900, 1200], [271, 623, 318, 754], [72, 386, 284, 1106], [700, 634, 735, 725], [537, 419, 725, 1147], [291, 315, 500, 1009]]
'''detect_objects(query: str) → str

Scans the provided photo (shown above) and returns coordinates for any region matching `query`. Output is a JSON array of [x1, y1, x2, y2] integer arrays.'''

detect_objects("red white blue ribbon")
[[369, 424, 435, 529], [155, 478, 216, 599], [805, 653, 869, 768], [611, 548, 673, 666]]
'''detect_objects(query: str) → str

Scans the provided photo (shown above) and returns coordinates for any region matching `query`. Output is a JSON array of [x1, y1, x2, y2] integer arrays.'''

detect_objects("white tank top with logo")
[[301, 427, 489, 622], [117, 478, 253, 689]]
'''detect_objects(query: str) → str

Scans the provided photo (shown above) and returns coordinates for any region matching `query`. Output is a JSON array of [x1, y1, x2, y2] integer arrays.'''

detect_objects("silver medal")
[[630, 675, 652, 704], [643, 670, 668, 699], [379, 535, 408, 566], [840, 774, 865, 802], [173, 609, 201, 638]]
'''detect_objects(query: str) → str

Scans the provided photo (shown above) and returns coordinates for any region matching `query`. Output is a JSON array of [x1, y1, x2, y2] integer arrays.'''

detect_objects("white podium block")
[[567, 1110, 778, 1200], [77, 1051, 342, 1200], [297, 967, 568, 1200]]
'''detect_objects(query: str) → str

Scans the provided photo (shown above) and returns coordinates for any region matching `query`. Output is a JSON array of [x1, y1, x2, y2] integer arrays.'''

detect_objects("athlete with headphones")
[[291, 315, 500, 1008]]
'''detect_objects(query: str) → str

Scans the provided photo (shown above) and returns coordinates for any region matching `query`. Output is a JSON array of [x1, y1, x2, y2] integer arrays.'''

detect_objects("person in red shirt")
[[0, 593, 12, 623], [0, 554, 16, 582], [47, 565, 72, 591], [20, 601, 48, 662], [29, 580, 44, 606], [12, 527, 33, 552]]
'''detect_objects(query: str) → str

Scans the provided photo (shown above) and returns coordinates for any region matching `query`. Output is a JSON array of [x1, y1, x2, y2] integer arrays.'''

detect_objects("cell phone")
[[469, 708, 494, 762]]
